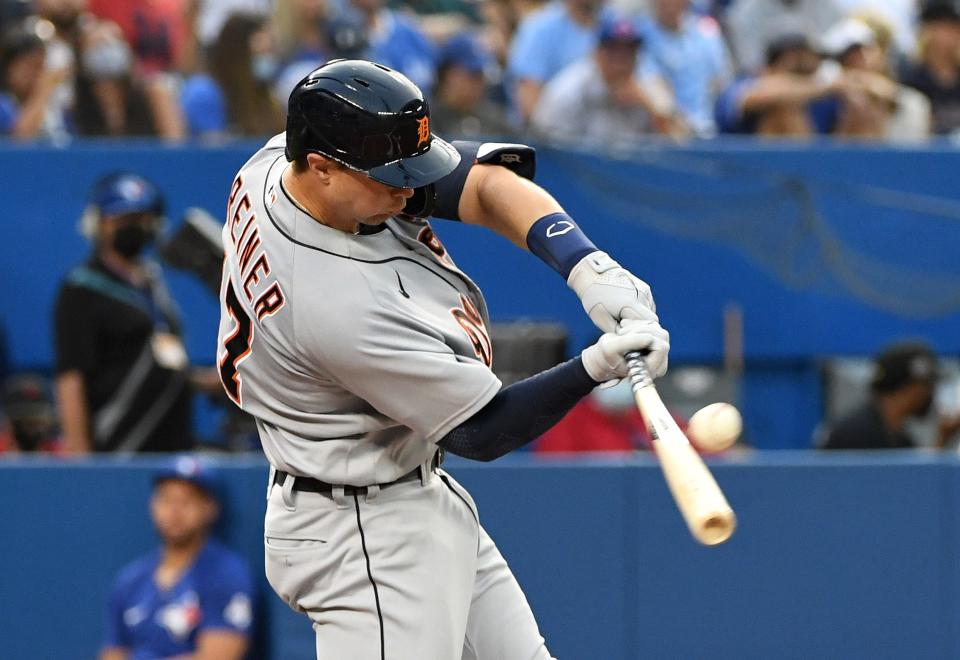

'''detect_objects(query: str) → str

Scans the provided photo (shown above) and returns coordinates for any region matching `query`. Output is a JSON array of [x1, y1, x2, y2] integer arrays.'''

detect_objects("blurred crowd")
[[0, 0, 959, 144]]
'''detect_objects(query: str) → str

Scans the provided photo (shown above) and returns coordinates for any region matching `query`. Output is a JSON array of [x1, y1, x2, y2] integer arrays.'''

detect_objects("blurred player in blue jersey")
[[99, 457, 254, 660]]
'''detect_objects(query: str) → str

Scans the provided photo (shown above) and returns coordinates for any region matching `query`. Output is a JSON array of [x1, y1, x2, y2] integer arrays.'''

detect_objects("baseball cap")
[[153, 455, 218, 497], [871, 341, 939, 393], [89, 172, 165, 217], [597, 15, 643, 46], [438, 32, 493, 74], [765, 32, 814, 66], [920, 1, 960, 23], [820, 18, 875, 59]]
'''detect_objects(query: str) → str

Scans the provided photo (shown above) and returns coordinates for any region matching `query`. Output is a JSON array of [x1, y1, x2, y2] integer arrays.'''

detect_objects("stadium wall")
[[1, 454, 958, 659], [1, 140, 958, 449]]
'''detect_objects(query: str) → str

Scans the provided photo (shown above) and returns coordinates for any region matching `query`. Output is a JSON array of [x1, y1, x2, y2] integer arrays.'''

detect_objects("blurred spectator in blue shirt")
[[900, 1, 960, 135], [431, 31, 515, 138], [348, 0, 438, 92], [0, 24, 71, 139], [508, 0, 609, 124], [99, 457, 254, 660], [533, 15, 679, 144], [640, 0, 731, 135], [181, 12, 284, 138], [715, 33, 844, 136]]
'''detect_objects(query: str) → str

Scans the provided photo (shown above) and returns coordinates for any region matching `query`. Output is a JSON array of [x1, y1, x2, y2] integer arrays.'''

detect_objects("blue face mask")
[[591, 379, 636, 413], [251, 54, 278, 82]]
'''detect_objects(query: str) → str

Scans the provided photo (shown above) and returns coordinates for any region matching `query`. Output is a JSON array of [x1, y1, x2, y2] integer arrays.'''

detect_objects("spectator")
[[715, 33, 847, 137], [507, 0, 608, 124], [821, 17, 931, 141], [532, 14, 678, 145], [99, 457, 254, 660], [430, 31, 515, 138], [0, 373, 61, 454], [900, 1, 960, 135], [536, 379, 653, 452], [347, 0, 438, 92], [834, 0, 920, 59], [181, 12, 284, 138], [726, 0, 843, 73], [71, 20, 184, 138], [822, 341, 960, 449], [54, 173, 194, 455], [641, 0, 732, 136], [0, 24, 71, 138], [272, 0, 332, 104], [87, 0, 187, 76]]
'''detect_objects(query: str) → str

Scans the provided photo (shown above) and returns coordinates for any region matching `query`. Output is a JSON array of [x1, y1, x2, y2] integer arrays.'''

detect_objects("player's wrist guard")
[[525, 213, 598, 279]]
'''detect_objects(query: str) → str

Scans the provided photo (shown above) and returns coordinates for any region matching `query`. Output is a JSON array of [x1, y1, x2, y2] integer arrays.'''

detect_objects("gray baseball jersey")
[[216, 134, 501, 486]]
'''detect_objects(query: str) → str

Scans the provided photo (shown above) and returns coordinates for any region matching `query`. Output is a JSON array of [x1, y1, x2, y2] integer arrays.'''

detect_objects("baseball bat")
[[626, 352, 737, 546]]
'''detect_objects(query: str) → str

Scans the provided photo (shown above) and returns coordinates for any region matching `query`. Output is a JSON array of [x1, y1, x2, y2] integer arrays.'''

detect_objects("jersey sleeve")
[[299, 288, 502, 442], [101, 574, 131, 650], [198, 557, 255, 636], [54, 282, 98, 374]]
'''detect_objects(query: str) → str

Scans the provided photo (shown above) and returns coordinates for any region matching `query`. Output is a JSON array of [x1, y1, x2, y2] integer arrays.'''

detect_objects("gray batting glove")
[[567, 251, 658, 332], [581, 318, 670, 384]]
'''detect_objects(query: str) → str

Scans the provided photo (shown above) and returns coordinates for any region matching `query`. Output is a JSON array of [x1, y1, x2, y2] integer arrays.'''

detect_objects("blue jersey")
[[102, 540, 254, 659]]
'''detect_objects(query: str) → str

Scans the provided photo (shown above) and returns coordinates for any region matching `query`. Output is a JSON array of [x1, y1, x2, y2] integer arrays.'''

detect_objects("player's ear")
[[306, 153, 336, 183]]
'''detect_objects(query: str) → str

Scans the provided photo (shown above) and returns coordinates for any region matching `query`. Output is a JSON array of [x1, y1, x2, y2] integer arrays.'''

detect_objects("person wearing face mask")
[[822, 341, 960, 450], [181, 12, 284, 138], [53, 172, 194, 455], [72, 20, 184, 138]]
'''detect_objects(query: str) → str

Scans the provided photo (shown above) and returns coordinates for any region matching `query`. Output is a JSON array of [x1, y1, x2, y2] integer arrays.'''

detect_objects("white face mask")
[[83, 38, 133, 79], [590, 379, 635, 413]]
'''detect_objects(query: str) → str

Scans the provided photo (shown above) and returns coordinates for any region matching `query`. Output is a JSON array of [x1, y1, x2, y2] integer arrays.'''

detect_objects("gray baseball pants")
[[264, 466, 555, 660]]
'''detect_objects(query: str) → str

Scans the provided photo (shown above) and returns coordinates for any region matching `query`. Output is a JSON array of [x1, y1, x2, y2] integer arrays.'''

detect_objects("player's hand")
[[567, 251, 659, 332], [581, 318, 670, 384]]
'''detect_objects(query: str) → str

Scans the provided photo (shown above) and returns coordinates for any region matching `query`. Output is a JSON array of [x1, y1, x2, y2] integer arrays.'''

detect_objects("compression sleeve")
[[438, 356, 598, 461]]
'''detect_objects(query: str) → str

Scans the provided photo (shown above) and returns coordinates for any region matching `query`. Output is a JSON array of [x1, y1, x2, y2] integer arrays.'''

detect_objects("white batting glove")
[[581, 318, 670, 384], [567, 251, 659, 333]]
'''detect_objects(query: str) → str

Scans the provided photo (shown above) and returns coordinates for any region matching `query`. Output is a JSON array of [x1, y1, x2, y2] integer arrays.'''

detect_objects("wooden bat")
[[626, 352, 737, 546]]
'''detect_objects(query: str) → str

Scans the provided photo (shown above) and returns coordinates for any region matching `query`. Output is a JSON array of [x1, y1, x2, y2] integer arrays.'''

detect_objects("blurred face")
[[922, 20, 960, 59], [773, 47, 820, 75], [150, 480, 217, 548], [597, 41, 640, 83], [841, 43, 885, 72], [655, 0, 689, 28], [96, 211, 161, 258], [6, 48, 46, 99], [36, 0, 86, 29], [352, 0, 383, 15], [907, 381, 936, 418], [441, 67, 486, 108]]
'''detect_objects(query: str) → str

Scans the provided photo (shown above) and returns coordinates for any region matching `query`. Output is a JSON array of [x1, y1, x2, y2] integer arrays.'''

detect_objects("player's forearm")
[[458, 164, 563, 249], [55, 371, 93, 454], [437, 357, 597, 461]]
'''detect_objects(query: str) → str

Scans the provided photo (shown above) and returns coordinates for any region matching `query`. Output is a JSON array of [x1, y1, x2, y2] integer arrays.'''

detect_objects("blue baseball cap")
[[438, 32, 493, 74], [153, 455, 218, 497], [89, 172, 165, 218], [598, 15, 643, 45]]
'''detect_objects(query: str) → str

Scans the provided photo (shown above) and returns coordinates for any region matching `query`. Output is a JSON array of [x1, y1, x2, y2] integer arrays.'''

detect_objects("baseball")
[[687, 402, 742, 452]]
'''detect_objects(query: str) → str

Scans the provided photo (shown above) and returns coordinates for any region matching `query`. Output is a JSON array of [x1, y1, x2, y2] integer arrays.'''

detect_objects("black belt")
[[273, 449, 444, 496]]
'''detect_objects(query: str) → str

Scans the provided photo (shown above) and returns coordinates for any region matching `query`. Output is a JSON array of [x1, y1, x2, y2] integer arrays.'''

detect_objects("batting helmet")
[[285, 59, 460, 189], [80, 172, 166, 237]]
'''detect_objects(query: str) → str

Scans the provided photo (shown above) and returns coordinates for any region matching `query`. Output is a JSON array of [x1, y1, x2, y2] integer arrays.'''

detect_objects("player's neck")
[[160, 535, 207, 571], [877, 395, 909, 431], [98, 248, 144, 284], [282, 166, 358, 233]]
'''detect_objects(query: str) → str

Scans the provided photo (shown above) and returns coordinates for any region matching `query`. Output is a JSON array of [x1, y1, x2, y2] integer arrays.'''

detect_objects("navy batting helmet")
[[285, 59, 460, 189], [80, 172, 166, 237]]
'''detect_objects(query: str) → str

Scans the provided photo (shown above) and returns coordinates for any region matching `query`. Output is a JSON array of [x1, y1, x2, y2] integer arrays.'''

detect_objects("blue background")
[[1, 453, 957, 659], [2, 139, 958, 449]]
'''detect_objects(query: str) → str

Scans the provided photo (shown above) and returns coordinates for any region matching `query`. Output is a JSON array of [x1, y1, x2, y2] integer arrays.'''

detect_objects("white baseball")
[[687, 402, 742, 452]]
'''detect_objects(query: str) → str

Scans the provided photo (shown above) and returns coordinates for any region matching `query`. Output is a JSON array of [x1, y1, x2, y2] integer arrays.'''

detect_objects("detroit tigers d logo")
[[416, 117, 430, 148]]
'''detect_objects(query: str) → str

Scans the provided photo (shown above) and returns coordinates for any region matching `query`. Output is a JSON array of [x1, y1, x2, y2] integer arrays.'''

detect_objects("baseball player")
[[217, 59, 669, 659], [99, 457, 254, 660]]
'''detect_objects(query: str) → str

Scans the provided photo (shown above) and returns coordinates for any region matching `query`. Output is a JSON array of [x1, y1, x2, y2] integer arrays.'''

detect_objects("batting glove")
[[581, 318, 670, 384], [567, 251, 659, 332]]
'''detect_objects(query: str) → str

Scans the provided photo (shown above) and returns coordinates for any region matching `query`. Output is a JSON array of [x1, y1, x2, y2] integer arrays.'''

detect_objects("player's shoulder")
[[238, 133, 287, 175], [112, 548, 161, 593], [197, 541, 253, 584]]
